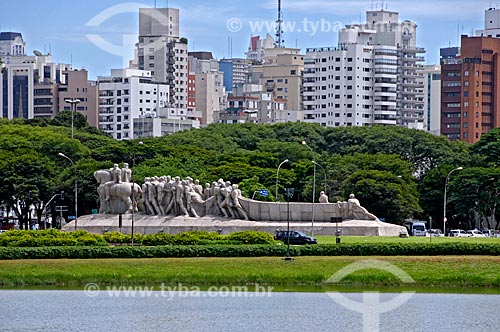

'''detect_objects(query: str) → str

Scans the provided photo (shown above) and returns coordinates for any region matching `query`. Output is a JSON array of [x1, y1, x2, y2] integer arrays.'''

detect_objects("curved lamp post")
[[58, 153, 77, 231], [64, 98, 81, 139], [443, 167, 463, 235], [302, 141, 316, 236], [275, 159, 289, 202]]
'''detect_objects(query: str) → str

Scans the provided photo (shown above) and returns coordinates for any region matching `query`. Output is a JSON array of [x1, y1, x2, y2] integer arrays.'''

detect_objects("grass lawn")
[[1, 256, 500, 291]]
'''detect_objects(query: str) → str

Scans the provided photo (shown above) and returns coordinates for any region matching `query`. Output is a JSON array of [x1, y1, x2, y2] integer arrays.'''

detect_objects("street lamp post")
[[64, 98, 81, 139], [313, 161, 327, 194], [131, 141, 144, 245], [275, 159, 289, 202], [302, 141, 316, 236], [58, 153, 78, 231], [443, 167, 463, 235]]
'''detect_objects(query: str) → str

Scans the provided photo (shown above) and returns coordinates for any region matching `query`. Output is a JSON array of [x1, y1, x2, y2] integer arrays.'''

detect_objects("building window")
[[464, 70, 469, 77]]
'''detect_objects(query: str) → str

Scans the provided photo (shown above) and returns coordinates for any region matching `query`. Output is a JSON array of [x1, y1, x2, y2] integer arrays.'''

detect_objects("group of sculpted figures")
[[94, 164, 248, 220], [94, 164, 378, 221]]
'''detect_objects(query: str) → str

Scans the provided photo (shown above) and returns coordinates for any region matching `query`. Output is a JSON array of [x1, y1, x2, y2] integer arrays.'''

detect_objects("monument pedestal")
[[63, 214, 407, 237]]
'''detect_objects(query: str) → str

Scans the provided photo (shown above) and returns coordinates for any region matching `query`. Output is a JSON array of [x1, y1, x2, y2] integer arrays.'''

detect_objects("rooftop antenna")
[[371, 0, 374, 10], [275, 0, 284, 48], [154, 0, 156, 8]]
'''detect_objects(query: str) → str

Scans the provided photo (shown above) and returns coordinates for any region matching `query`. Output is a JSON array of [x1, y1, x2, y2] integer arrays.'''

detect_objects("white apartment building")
[[137, 8, 188, 112], [303, 9, 425, 129], [0, 52, 71, 120], [97, 69, 169, 140], [422, 65, 441, 135]]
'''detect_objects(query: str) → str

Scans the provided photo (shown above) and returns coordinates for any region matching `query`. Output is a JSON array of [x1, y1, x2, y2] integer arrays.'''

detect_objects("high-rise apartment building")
[[1, 50, 71, 120], [303, 9, 425, 129], [59, 69, 99, 127], [97, 69, 169, 140], [137, 8, 188, 112], [440, 47, 462, 141], [219, 58, 250, 93], [441, 36, 500, 143], [188, 52, 226, 124], [422, 65, 441, 135]]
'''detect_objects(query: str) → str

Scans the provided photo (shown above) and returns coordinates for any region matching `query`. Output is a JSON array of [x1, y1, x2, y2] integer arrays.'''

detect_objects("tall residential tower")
[[303, 9, 425, 129]]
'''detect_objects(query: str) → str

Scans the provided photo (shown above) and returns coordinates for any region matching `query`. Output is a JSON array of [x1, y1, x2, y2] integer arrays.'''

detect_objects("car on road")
[[466, 230, 486, 237], [427, 229, 444, 237], [274, 230, 317, 245], [449, 229, 470, 237]]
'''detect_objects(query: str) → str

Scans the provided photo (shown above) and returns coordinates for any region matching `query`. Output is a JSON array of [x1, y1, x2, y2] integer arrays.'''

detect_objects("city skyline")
[[0, 0, 490, 79]]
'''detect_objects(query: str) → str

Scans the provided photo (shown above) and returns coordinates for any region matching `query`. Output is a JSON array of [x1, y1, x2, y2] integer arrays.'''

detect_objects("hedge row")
[[1, 242, 500, 260], [0, 229, 108, 247], [0, 230, 275, 247]]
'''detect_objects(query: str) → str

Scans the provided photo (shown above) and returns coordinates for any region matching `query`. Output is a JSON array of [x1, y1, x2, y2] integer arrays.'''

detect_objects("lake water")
[[1, 291, 499, 332]]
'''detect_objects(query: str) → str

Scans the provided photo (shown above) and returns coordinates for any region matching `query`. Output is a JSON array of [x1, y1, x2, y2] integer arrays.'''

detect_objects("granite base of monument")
[[63, 214, 406, 237]]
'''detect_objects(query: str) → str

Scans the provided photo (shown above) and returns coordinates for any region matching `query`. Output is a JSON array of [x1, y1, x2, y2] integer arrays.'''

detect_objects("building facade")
[[1, 52, 71, 120], [422, 65, 441, 135], [97, 69, 169, 140], [137, 8, 188, 112], [219, 58, 249, 93], [245, 34, 275, 64], [58, 69, 99, 127], [188, 52, 226, 125], [303, 9, 425, 129]]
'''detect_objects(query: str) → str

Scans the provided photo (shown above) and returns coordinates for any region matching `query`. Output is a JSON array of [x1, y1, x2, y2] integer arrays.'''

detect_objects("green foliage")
[[103, 231, 132, 244], [226, 231, 275, 244], [140, 231, 274, 246], [0, 229, 107, 247]]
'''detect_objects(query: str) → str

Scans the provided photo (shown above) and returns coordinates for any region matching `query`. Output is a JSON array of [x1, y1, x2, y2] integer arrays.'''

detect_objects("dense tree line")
[[1, 117, 499, 230]]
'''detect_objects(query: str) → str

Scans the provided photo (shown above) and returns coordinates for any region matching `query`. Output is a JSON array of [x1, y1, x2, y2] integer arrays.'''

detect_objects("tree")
[[342, 170, 421, 224]]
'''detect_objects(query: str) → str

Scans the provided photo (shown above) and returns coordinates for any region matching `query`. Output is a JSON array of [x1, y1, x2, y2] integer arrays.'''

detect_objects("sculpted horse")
[[94, 169, 142, 214]]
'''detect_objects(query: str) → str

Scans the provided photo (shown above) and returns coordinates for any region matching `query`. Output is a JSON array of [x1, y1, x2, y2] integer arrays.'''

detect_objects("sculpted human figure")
[[347, 194, 377, 220], [162, 175, 175, 215], [141, 177, 154, 215], [183, 180, 200, 218], [203, 183, 212, 200], [193, 179, 204, 197], [121, 163, 132, 183], [220, 181, 234, 218], [230, 184, 249, 220], [105, 164, 122, 201], [319, 191, 329, 204], [147, 177, 161, 215], [172, 177, 189, 216], [156, 177, 167, 215]]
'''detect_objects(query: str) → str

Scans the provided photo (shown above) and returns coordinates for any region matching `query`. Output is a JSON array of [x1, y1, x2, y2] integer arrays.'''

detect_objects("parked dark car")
[[274, 230, 317, 245]]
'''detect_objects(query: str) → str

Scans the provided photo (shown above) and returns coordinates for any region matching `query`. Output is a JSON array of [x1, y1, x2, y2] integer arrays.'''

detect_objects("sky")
[[0, 0, 491, 79]]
